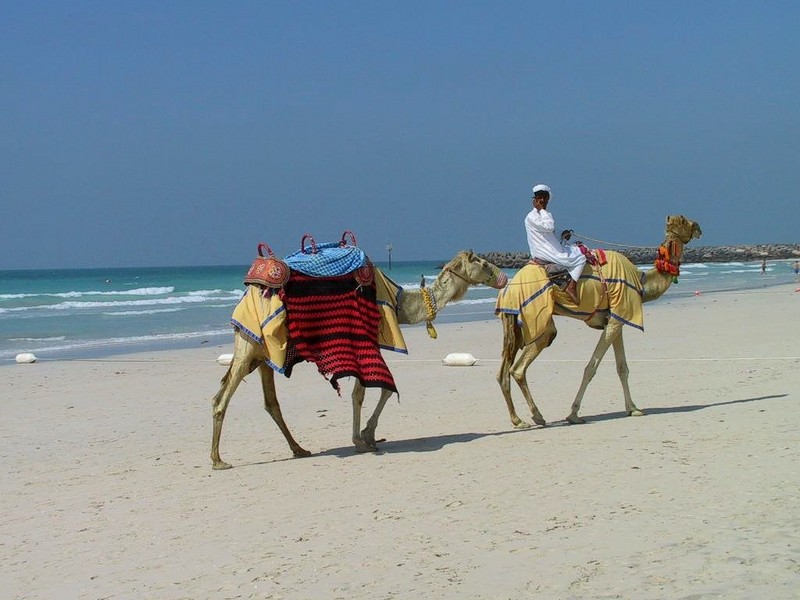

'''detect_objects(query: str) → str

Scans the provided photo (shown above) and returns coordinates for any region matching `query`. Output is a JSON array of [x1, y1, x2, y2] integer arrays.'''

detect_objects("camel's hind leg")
[[566, 320, 622, 424], [351, 381, 388, 453], [510, 322, 556, 427], [496, 315, 526, 428], [496, 315, 549, 428], [258, 365, 311, 458], [211, 338, 259, 470], [359, 384, 393, 448], [611, 330, 644, 417]]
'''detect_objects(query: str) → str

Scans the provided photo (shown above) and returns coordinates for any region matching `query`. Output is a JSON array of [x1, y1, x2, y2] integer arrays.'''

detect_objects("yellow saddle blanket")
[[495, 251, 644, 345], [231, 267, 407, 373]]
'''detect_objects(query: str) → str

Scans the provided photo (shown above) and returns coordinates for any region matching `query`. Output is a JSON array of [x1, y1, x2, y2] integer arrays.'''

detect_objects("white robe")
[[525, 208, 586, 282]]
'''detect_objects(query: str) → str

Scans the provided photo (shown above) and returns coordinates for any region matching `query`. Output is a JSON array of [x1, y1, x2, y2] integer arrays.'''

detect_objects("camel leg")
[[211, 342, 258, 470], [360, 386, 393, 447], [566, 321, 621, 424], [510, 326, 554, 427], [258, 364, 311, 458], [496, 316, 551, 428], [611, 331, 644, 417], [496, 315, 528, 428], [350, 381, 381, 453]]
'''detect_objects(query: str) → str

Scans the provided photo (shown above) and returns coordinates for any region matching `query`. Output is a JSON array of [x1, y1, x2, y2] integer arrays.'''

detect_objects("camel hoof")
[[513, 421, 532, 430], [292, 448, 313, 458], [354, 443, 379, 454], [212, 461, 233, 470], [566, 415, 586, 425], [629, 409, 645, 417], [533, 416, 547, 427]]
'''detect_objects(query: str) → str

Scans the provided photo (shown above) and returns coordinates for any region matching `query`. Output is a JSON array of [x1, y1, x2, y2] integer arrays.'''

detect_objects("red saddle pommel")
[[244, 242, 290, 288]]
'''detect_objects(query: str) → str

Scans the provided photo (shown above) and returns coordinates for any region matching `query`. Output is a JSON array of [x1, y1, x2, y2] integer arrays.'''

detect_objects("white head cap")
[[532, 184, 551, 196]]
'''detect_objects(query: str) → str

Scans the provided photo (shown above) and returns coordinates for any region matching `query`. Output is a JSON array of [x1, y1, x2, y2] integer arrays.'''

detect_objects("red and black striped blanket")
[[280, 271, 397, 394]]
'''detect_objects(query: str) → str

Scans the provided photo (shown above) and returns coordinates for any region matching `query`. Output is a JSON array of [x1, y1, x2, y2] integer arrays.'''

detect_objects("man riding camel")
[[525, 183, 585, 304]]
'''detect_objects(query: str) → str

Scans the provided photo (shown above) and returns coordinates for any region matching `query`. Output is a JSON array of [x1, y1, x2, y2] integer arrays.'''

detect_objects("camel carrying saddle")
[[241, 231, 394, 394]]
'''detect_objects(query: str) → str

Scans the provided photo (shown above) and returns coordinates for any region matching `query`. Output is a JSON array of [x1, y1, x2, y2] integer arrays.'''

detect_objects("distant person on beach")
[[525, 183, 585, 303], [761, 258, 767, 275], [794, 260, 800, 281]]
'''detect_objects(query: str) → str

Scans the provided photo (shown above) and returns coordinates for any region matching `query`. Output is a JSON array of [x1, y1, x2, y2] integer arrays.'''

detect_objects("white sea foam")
[[0, 294, 239, 314], [8, 336, 67, 342], [0, 286, 175, 300], [0, 328, 233, 360], [449, 297, 496, 306], [103, 308, 186, 316]]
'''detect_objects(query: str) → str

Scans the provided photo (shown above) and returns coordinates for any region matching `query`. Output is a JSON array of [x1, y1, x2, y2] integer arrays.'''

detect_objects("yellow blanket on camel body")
[[230, 267, 407, 374], [495, 250, 645, 346]]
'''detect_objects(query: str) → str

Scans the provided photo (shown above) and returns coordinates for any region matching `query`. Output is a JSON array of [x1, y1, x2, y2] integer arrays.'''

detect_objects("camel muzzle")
[[491, 271, 509, 289]]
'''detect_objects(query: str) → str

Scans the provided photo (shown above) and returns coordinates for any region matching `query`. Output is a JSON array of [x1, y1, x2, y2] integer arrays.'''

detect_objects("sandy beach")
[[3, 285, 799, 599]]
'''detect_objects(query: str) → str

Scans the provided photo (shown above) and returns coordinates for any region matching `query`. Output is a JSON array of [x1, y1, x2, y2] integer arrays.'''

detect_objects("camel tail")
[[500, 314, 518, 363], [219, 364, 233, 387]]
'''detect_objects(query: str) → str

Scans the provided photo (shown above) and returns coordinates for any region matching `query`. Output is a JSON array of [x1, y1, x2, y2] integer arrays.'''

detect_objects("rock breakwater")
[[478, 243, 800, 268]]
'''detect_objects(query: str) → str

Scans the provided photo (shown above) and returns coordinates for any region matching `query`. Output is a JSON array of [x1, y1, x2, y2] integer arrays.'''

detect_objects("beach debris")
[[216, 353, 234, 366], [15, 352, 37, 364], [442, 352, 478, 367]]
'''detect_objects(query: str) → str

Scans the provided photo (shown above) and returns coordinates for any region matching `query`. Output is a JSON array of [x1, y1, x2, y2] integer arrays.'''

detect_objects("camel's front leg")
[[566, 321, 621, 424], [258, 365, 311, 458], [211, 350, 256, 470], [360, 386, 393, 447], [350, 381, 378, 453], [611, 331, 644, 417]]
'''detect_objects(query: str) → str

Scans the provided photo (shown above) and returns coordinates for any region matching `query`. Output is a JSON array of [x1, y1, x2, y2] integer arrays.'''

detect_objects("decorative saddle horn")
[[244, 243, 290, 288]]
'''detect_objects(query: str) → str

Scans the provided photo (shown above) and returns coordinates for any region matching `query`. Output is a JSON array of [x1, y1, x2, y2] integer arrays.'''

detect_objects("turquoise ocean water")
[[1, 258, 796, 363]]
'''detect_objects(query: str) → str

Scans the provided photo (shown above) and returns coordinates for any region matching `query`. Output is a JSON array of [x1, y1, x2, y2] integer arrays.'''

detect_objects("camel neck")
[[642, 236, 686, 303], [395, 270, 470, 325]]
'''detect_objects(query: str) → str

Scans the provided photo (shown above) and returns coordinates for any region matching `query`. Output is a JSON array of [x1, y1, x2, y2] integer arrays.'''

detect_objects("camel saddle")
[[531, 244, 607, 290], [242, 231, 393, 394]]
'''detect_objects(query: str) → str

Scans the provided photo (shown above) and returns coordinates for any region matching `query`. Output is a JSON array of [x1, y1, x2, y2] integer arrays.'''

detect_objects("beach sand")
[[3, 286, 799, 599]]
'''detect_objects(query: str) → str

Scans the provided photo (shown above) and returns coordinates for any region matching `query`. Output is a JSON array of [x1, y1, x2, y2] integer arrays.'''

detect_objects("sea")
[[1, 258, 797, 363]]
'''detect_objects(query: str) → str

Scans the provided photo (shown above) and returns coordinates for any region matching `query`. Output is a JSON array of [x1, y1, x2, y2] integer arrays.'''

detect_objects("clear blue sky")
[[2, 1, 798, 269]]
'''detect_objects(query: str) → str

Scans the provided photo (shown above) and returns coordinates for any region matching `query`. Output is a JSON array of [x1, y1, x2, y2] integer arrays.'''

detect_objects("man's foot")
[[565, 280, 579, 304]]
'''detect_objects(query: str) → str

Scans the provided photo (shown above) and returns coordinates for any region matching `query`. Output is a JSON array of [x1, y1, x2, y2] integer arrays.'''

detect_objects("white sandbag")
[[216, 353, 234, 366], [441, 352, 478, 367], [15, 352, 37, 364]]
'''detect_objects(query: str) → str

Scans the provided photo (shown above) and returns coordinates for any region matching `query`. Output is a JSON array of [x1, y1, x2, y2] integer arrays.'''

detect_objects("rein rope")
[[569, 232, 656, 250]]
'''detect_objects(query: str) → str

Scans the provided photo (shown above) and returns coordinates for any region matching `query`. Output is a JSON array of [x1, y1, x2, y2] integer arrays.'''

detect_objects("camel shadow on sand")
[[320, 393, 788, 457], [568, 393, 787, 424], [318, 427, 532, 458], [234, 394, 787, 466]]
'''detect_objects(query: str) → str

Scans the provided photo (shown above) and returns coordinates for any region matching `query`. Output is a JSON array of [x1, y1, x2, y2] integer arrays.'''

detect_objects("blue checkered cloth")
[[284, 242, 367, 277]]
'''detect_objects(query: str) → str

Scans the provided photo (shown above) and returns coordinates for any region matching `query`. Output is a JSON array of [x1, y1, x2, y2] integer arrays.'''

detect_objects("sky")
[[2, 1, 798, 269]]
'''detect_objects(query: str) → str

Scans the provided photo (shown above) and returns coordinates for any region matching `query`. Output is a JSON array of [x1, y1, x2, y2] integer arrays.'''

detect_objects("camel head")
[[665, 215, 703, 244], [444, 251, 507, 290]]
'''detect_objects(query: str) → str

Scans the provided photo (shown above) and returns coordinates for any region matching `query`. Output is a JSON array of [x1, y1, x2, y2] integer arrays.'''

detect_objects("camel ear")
[[466, 250, 474, 259]]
